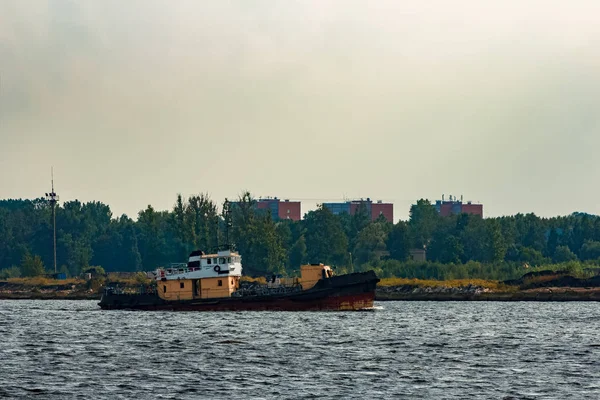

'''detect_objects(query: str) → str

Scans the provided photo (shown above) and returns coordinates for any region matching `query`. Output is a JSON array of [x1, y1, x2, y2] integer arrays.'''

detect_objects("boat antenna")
[[45, 167, 59, 273], [225, 217, 231, 250], [215, 217, 220, 251], [223, 199, 232, 250]]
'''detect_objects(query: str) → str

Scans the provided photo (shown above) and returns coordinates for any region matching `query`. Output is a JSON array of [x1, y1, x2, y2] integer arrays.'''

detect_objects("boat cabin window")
[[218, 280, 223, 287], [180, 282, 184, 289], [207, 258, 212, 265], [227, 257, 232, 263], [163, 285, 167, 293], [219, 257, 226, 264], [213, 258, 218, 264]]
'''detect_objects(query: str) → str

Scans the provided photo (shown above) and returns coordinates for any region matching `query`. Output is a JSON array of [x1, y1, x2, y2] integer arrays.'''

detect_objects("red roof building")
[[323, 198, 394, 222], [434, 195, 483, 217]]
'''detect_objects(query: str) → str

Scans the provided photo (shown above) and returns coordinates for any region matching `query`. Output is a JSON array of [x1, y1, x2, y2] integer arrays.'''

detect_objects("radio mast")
[[45, 168, 59, 273]]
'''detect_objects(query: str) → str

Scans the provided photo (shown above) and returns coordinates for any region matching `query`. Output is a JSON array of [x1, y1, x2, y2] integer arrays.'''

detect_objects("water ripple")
[[0, 301, 599, 399]]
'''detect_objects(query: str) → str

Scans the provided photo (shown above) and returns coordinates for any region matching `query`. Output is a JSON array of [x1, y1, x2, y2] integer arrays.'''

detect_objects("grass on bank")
[[5, 277, 82, 287], [377, 277, 514, 291], [105, 272, 151, 286], [3, 273, 151, 291]]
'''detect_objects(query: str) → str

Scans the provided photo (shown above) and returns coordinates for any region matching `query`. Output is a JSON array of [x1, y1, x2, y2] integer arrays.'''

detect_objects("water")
[[0, 301, 598, 399]]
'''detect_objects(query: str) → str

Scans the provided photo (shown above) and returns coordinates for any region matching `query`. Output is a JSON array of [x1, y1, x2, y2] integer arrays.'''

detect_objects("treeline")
[[1, 195, 600, 280]]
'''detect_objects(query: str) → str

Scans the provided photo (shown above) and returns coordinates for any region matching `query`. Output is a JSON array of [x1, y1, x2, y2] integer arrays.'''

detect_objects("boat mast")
[[45, 167, 59, 273], [223, 199, 232, 250], [215, 218, 219, 250]]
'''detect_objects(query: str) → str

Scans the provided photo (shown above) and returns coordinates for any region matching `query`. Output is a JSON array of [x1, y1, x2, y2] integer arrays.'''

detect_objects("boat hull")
[[99, 271, 378, 311]]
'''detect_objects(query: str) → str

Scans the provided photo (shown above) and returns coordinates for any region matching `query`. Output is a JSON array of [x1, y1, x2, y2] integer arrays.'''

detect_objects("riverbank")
[[0, 279, 100, 300], [2, 271, 600, 301], [375, 273, 600, 301], [375, 286, 600, 301]]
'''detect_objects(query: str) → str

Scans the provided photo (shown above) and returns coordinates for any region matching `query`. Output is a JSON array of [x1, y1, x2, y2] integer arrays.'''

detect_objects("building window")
[[163, 285, 167, 293], [218, 280, 223, 287], [180, 282, 184, 289]]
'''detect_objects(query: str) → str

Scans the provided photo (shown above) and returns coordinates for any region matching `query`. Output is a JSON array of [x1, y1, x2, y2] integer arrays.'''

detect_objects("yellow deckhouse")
[[156, 249, 242, 301]]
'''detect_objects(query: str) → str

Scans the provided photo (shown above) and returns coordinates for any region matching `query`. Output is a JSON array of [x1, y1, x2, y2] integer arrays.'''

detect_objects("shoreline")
[[0, 293, 101, 300], [1, 288, 599, 302], [2, 273, 600, 302], [375, 288, 600, 302]]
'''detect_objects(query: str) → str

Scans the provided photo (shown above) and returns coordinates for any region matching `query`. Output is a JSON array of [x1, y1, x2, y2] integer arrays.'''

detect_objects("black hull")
[[99, 271, 379, 311]]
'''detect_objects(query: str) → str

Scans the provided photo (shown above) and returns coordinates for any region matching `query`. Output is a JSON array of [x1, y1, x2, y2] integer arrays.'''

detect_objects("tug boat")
[[98, 249, 379, 311]]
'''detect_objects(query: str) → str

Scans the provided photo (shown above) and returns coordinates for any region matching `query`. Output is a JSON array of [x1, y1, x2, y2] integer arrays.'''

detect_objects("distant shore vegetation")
[[1, 193, 600, 281]]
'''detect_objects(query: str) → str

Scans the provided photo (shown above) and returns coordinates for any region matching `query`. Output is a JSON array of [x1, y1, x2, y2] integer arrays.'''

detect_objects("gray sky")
[[1, 0, 599, 220]]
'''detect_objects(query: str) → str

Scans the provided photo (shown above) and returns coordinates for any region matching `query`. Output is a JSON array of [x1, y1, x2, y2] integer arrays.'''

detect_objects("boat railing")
[[163, 263, 189, 276], [158, 263, 204, 279], [159, 261, 241, 278]]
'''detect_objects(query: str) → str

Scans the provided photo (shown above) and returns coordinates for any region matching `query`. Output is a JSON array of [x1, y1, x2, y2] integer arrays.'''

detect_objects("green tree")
[[580, 240, 600, 261], [546, 227, 559, 258], [518, 246, 546, 266], [276, 221, 293, 254], [122, 222, 143, 271], [460, 217, 486, 261], [427, 216, 459, 262], [349, 202, 371, 248], [83, 266, 106, 276], [408, 199, 438, 249], [485, 220, 507, 263], [304, 205, 349, 267], [186, 194, 219, 251], [437, 235, 464, 264], [568, 214, 596, 254], [136, 205, 172, 269], [387, 221, 410, 261], [553, 245, 578, 262], [354, 222, 388, 265], [253, 216, 287, 275], [0, 266, 21, 279], [231, 192, 286, 275], [518, 213, 546, 252], [289, 235, 307, 270], [20, 253, 45, 277]]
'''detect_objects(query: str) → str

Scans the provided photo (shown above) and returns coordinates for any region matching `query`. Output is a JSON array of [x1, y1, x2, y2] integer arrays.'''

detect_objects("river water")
[[0, 300, 598, 399]]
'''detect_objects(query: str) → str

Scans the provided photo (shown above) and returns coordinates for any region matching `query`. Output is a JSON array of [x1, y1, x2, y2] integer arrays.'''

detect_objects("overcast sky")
[[1, 1, 599, 220]]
